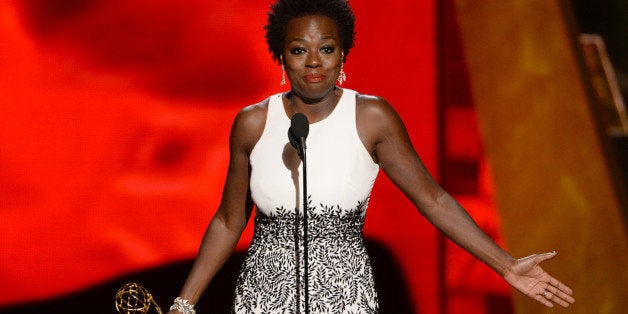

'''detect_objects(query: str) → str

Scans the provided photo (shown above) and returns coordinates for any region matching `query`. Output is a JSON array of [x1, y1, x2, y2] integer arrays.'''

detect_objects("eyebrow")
[[287, 35, 338, 44]]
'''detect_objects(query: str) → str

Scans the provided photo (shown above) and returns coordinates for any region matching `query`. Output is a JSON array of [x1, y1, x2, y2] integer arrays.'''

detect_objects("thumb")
[[533, 251, 558, 264]]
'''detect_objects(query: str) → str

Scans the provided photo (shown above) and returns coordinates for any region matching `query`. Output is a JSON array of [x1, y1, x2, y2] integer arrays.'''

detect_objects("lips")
[[304, 74, 325, 83]]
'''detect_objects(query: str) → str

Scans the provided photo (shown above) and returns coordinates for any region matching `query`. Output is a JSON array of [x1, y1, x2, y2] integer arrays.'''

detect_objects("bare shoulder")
[[236, 98, 268, 125], [355, 93, 407, 158], [355, 93, 403, 130], [356, 93, 389, 111], [231, 98, 269, 154]]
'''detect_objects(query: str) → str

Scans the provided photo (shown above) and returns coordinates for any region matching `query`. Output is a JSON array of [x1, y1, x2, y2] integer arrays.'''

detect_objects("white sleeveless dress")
[[232, 89, 380, 313]]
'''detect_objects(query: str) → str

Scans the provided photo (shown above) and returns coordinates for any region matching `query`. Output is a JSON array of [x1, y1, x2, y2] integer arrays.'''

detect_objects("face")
[[282, 15, 343, 101]]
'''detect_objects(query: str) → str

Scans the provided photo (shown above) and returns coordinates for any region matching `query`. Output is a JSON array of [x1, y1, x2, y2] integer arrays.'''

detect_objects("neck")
[[286, 87, 342, 123]]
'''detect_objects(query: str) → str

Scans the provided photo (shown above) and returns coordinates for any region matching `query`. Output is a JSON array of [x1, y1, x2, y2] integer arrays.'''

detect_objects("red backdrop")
[[0, 1, 509, 313]]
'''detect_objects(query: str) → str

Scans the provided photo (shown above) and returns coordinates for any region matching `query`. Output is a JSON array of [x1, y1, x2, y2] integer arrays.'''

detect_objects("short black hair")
[[265, 0, 356, 65]]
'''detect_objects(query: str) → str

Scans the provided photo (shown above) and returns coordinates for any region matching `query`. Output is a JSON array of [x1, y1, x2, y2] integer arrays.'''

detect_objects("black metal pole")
[[300, 137, 309, 314]]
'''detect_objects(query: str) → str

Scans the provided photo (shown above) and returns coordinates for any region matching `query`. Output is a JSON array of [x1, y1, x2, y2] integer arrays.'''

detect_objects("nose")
[[305, 51, 322, 68]]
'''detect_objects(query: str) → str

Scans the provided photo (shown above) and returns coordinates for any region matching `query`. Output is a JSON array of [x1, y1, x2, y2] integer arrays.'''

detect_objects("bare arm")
[[357, 95, 574, 307], [171, 102, 266, 308], [357, 96, 514, 274]]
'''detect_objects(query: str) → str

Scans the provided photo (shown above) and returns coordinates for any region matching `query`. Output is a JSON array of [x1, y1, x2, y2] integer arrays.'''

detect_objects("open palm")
[[503, 251, 575, 308]]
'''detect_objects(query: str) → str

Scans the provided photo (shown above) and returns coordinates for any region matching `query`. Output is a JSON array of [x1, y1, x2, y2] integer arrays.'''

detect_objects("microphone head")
[[290, 113, 309, 139]]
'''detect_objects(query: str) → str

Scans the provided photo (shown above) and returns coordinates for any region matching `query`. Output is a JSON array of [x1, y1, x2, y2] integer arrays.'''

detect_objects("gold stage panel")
[[452, 1, 628, 313]]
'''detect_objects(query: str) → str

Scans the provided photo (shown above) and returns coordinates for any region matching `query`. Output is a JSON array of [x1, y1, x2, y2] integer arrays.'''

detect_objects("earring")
[[337, 63, 346, 85], [280, 64, 287, 85]]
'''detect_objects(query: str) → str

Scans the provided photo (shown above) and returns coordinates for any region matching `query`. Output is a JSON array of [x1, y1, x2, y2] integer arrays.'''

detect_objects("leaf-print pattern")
[[232, 197, 378, 313]]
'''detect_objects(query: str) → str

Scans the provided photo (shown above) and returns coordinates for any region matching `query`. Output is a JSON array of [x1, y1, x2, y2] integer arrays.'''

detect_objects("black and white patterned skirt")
[[232, 204, 378, 314]]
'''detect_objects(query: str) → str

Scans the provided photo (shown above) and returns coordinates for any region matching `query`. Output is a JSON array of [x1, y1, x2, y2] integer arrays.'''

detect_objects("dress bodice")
[[249, 88, 379, 217]]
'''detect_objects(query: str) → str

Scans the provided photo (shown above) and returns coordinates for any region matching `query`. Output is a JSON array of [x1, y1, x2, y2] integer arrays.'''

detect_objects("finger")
[[554, 295, 573, 308], [549, 277, 574, 295], [545, 284, 575, 305], [533, 251, 558, 264], [544, 288, 575, 308], [533, 293, 554, 308], [543, 290, 570, 308]]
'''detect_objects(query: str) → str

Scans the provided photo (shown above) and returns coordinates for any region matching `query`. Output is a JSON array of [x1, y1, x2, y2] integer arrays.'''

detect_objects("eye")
[[290, 47, 306, 55], [321, 46, 336, 54]]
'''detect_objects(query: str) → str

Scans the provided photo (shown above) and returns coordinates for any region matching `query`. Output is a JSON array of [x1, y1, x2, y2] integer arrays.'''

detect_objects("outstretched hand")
[[503, 251, 575, 308]]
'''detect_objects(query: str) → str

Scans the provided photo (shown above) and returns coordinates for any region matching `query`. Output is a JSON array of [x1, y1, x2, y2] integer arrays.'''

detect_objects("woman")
[[168, 1, 575, 313]]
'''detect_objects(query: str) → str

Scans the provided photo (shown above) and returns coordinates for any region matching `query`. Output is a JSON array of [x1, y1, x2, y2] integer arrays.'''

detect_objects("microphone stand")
[[289, 112, 310, 314], [299, 137, 309, 314]]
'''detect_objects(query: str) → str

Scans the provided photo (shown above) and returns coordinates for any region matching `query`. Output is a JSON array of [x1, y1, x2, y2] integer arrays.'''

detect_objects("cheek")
[[285, 64, 301, 79], [284, 58, 302, 72], [329, 55, 343, 68], [329, 60, 342, 75]]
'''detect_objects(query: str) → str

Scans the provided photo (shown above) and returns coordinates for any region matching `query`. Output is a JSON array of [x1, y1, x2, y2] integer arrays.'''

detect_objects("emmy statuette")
[[114, 282, 163, 314]]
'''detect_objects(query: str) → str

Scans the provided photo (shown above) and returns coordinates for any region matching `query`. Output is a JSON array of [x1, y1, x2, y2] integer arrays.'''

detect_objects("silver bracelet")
[[169, 297, 196, 314]]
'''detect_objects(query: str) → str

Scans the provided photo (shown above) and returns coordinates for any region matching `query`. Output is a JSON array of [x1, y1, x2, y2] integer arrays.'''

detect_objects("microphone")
[[288, 113, 309, 159], [288, 112, 311, 314]]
